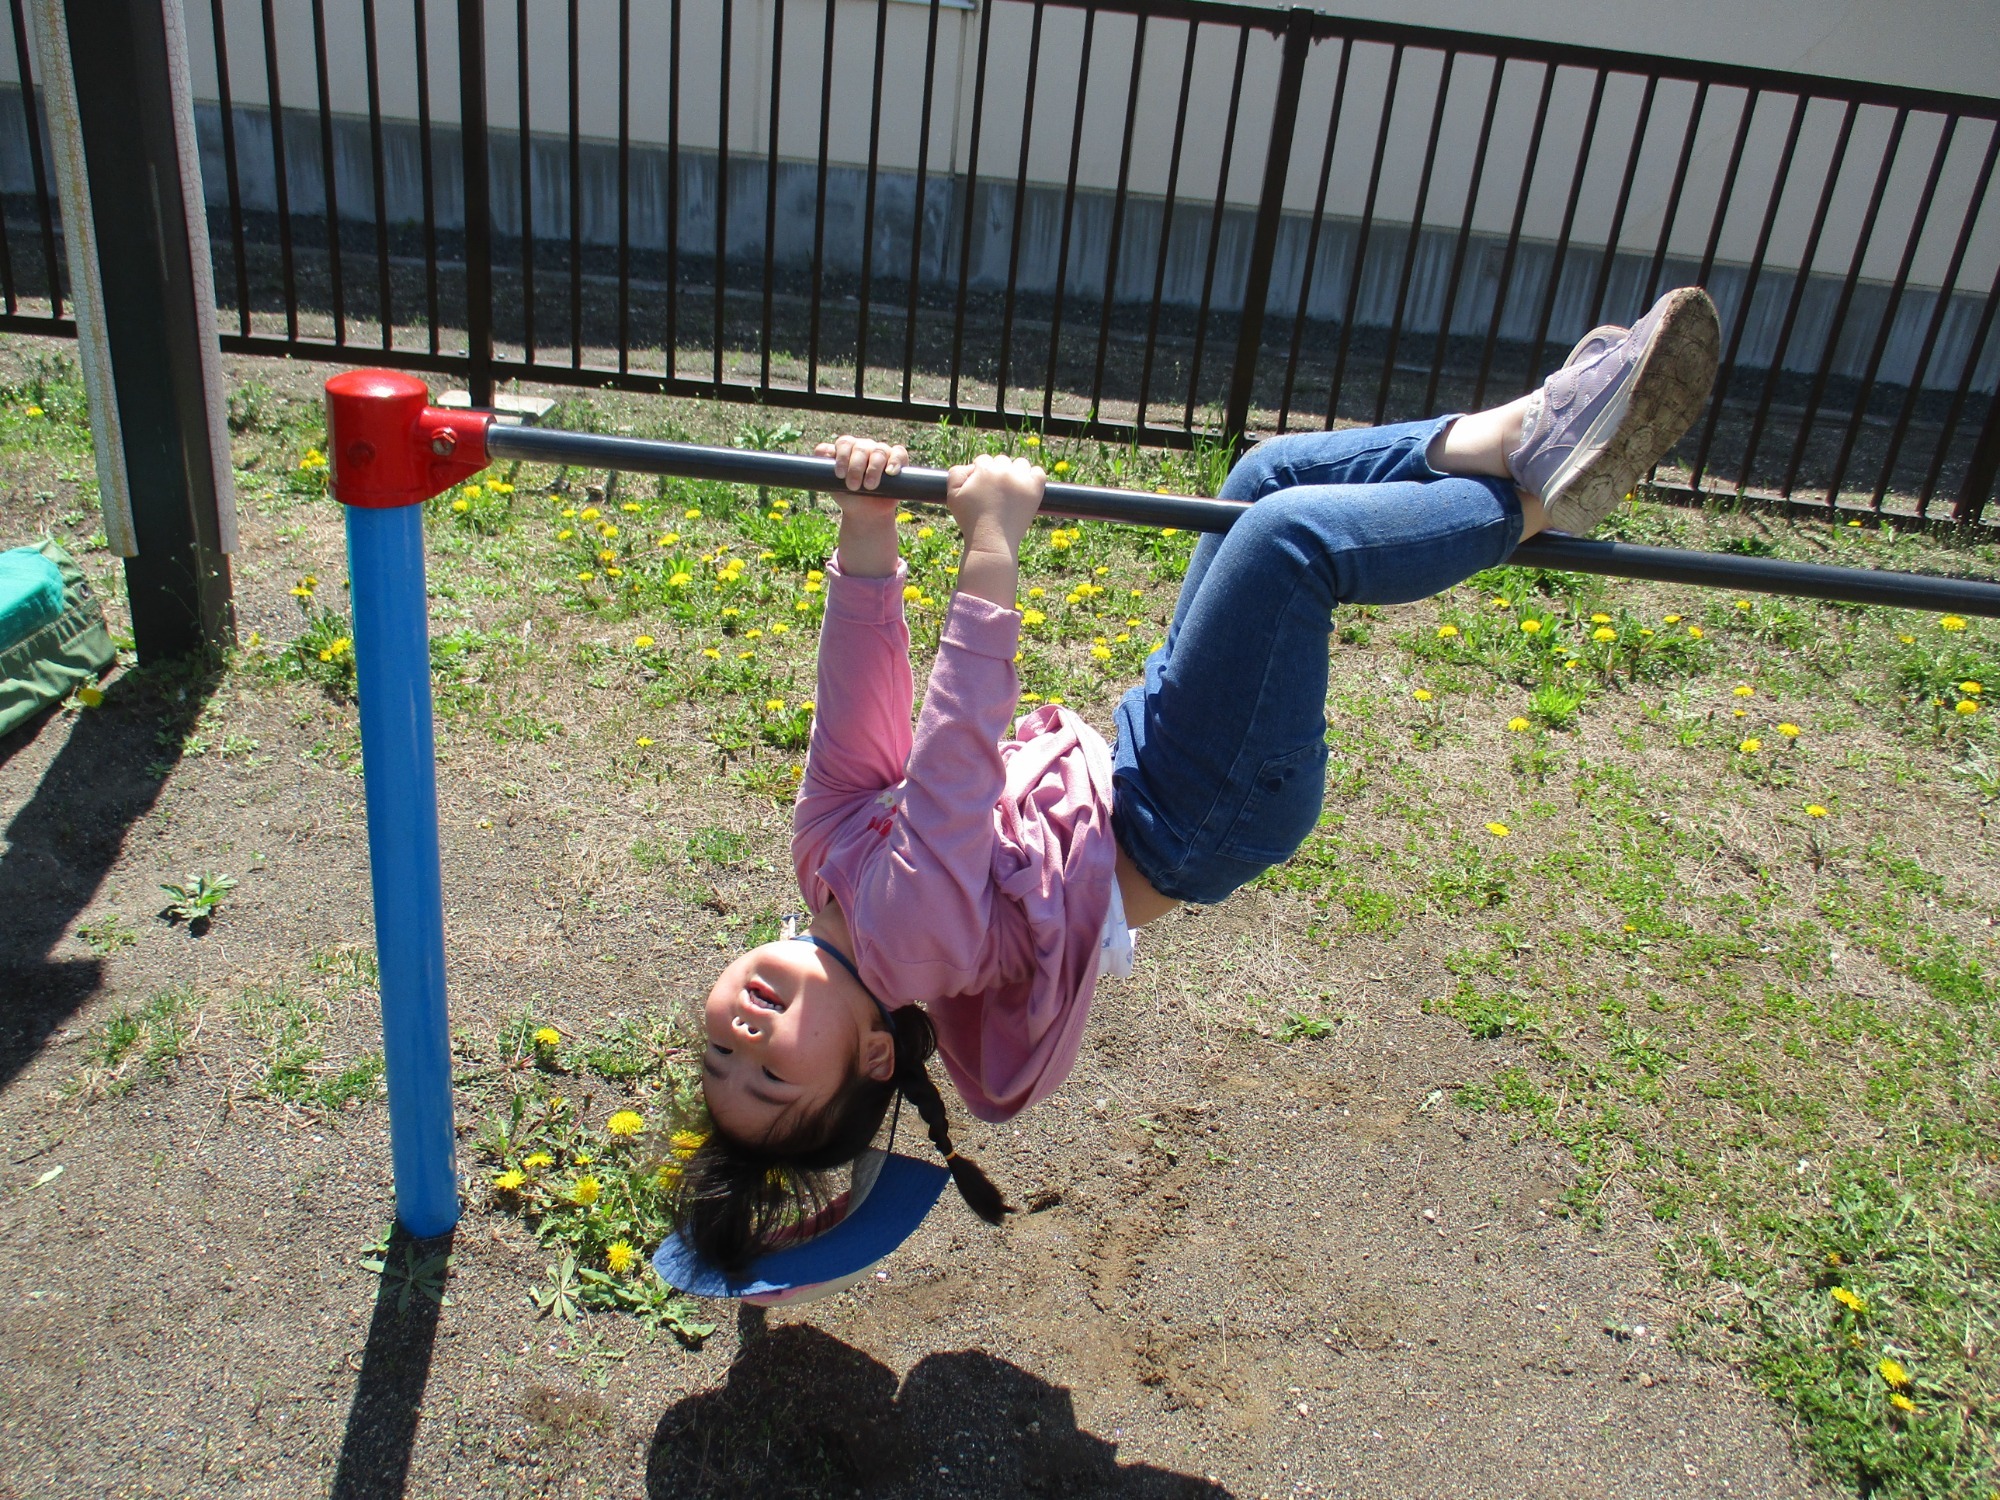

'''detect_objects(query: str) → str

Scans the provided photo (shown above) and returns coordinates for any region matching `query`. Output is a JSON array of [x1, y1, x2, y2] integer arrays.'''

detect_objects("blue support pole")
[[345, 502, 459, 1239]]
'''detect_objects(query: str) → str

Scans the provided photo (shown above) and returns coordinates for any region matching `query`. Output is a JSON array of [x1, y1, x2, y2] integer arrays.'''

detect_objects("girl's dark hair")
[[671, 1004, 1010, 1274]]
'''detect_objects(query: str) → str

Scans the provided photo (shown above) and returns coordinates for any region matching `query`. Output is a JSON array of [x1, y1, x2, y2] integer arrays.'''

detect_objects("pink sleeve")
[[864, 592, 1022, 978], [792, 558, 913, 877]]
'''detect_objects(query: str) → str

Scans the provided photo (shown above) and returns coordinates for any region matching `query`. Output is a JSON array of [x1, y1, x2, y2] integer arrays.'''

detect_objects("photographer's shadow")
[[646, 1317, 1229, 1499]]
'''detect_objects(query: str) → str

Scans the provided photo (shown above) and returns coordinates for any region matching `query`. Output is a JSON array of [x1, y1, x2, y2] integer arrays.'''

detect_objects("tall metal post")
[[37, 0, 236, 661], [326, 370, 490, 1239]]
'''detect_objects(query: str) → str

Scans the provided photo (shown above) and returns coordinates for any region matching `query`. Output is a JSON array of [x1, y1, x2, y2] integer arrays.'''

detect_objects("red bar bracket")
[[325, 370, 493, 509]]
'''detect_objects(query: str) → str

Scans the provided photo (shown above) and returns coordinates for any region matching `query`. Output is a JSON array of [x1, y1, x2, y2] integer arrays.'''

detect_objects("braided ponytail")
[[888, 1007, 1012, 1225]]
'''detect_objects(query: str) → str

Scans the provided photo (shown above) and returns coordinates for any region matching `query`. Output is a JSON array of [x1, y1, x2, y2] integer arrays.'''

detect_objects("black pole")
[[481, 425, 2000, 617], [1223, 8, 1313, 450], [458, 0, 493, 407], [62, 0, 234, 661]]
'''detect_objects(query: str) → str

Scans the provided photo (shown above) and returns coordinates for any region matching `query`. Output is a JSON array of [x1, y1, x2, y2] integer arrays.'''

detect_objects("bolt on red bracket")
[[324, 369, 493, 509]]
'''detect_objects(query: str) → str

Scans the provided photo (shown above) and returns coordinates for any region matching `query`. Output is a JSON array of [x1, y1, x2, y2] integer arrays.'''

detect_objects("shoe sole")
[[1541, 288, 1720, 534]]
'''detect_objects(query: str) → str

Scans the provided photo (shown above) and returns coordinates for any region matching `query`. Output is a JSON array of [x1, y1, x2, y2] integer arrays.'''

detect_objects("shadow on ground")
[[645, 1310, 1228, 1499], [328, 1226, 454, 1500], [0, 664, 212, 1093]]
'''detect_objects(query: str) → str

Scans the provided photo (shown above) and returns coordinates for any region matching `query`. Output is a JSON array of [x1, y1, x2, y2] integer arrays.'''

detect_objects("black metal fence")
[[0, 0, 1997, 522]]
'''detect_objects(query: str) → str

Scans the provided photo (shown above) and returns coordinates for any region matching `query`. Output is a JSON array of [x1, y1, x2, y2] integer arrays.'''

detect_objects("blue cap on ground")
[[651, 1150, 949, 1306]]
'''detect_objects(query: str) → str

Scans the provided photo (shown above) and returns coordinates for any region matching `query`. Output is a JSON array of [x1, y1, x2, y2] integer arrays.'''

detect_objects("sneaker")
[[1508, 288, 1720, 534], [1564, 324, 1626, 367]]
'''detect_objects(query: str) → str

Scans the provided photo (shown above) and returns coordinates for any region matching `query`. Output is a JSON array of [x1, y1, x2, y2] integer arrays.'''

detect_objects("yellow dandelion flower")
[[684, 507, 703, 520], [576, 571, 595, 583], [1027, 586, 1046, 598], [1484, 822, 1511, 838], [1022, 609, 1046, 626], [297, 447, 327, 469], [1507, 717, 1530, 732], [634, 635, 654, 649], [600, 524, 618, 539], [1047, 696, 1065, 706], [1491, 597, 1511, 609], [702, 647, 720, 660], [606, 1110, 645, 1137], [1590, 613, 1612, 624], [1520, 618, 1542, 634], [606, 1241, 637, 1275], [532, 1026, 561, 1048], [1091, 645, 1112, 660], [1960, 680, 1982, 695], [738, 650, 755, 660], [1160, 527, 1179, 537], [556, 528, 575, 541], [1889, 1393, 1917, 1414], [620, 501, 640, 513], [580, 506, 600, 521], [492, 1169, 526, 1193], [796, 599, 811, 611], [672, 1129, 708, 1155], [1022, 433, 1041, 447], [1878, 1357, 1911, 1390], [1830, 1287, 1866, 1312], [1020, 693, 1042, 704], [1053, 460, 1070, 474], [606, 566, 623, 578], [895, 511, 914, 523], [569, 1176, 602, 1207], [523, 1151, 554, 1170], [1687, 625, 1705, 639], [904, 585, 922, 602], [451, 497, 470, 513], [1806, 803, 1829, 817], [917, 526, 935, 539], [1776, 722, 1800, 737], [1734, 599, 1752, 611], [23, 404, 42, 417], [75, 685, 103, 708], [1413, 688, 1433, 702], [1939, 615, 1967, 631], [1114, 632, 1130, 644], [1437, 624, 1460, 638], [561, 507, 577, 518], [1739, 738, 1762, 754], [765, 698, 785, 713], [636, 737, 654, 747], [1663, 613, 1681, 624], [660, 531, 680, 546], [1592, 627, 1616, 642], [1957, 699, 1979, 715], [807, 569, 825, 583], [800, 700, 814, 713], [669, 571, 692, 587], [1732, 684, 1754, 697]]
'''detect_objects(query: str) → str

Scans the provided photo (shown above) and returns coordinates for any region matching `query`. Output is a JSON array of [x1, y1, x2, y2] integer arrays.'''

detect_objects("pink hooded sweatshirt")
[[792, 558, 1119, 1123]]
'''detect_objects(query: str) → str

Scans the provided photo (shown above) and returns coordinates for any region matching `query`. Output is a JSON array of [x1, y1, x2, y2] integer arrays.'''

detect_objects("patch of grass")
[[234, 980, 385, 1111], [66, 986, 197, 1100], [75, 913, 137, 955]]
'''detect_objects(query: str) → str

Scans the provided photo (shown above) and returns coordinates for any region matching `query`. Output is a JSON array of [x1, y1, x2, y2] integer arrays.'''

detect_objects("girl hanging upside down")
[[675, 286, 1722, 1272]]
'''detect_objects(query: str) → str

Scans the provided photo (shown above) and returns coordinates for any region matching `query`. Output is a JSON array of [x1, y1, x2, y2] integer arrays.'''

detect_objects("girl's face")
[[700, 940, 894, 1143]]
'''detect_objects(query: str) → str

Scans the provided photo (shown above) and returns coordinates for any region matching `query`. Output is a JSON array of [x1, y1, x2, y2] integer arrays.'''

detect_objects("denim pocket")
[[1215, 737, 1328, 863]]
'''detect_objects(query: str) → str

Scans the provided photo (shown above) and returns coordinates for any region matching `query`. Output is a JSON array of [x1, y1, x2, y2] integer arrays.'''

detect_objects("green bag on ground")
[[0, 538, 116, 738]]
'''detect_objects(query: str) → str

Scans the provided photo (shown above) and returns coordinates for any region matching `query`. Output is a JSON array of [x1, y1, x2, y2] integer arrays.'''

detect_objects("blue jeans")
[[1110, 417, 1522, 904]]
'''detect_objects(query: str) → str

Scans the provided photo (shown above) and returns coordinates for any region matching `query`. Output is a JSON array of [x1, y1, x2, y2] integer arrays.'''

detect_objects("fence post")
[[1954, 396, 2000, 525], [35, 0, 236, 663], [458, 0, 493, 406], [1222, 7, 1313, 453]]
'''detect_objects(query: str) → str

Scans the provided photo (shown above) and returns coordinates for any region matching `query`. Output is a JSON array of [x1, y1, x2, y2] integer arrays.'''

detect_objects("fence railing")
[[0, 0, 1997, 522]]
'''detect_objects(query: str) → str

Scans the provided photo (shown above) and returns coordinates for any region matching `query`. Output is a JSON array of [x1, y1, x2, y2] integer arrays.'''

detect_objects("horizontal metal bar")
[[481, 424, 2000, 616]]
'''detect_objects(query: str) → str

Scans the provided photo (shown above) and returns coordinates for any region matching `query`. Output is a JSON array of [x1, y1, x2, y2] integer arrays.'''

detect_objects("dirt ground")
[[0, 348, 1860, 1499]]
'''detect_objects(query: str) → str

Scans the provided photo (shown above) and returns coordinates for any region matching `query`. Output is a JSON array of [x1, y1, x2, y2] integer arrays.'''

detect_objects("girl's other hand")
[[945, 454, 1044, 556], [815, 435, 908, 494]]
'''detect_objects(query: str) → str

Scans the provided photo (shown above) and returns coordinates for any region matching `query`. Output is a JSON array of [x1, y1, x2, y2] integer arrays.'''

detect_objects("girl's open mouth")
[[745, 980, 786, 1013]]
